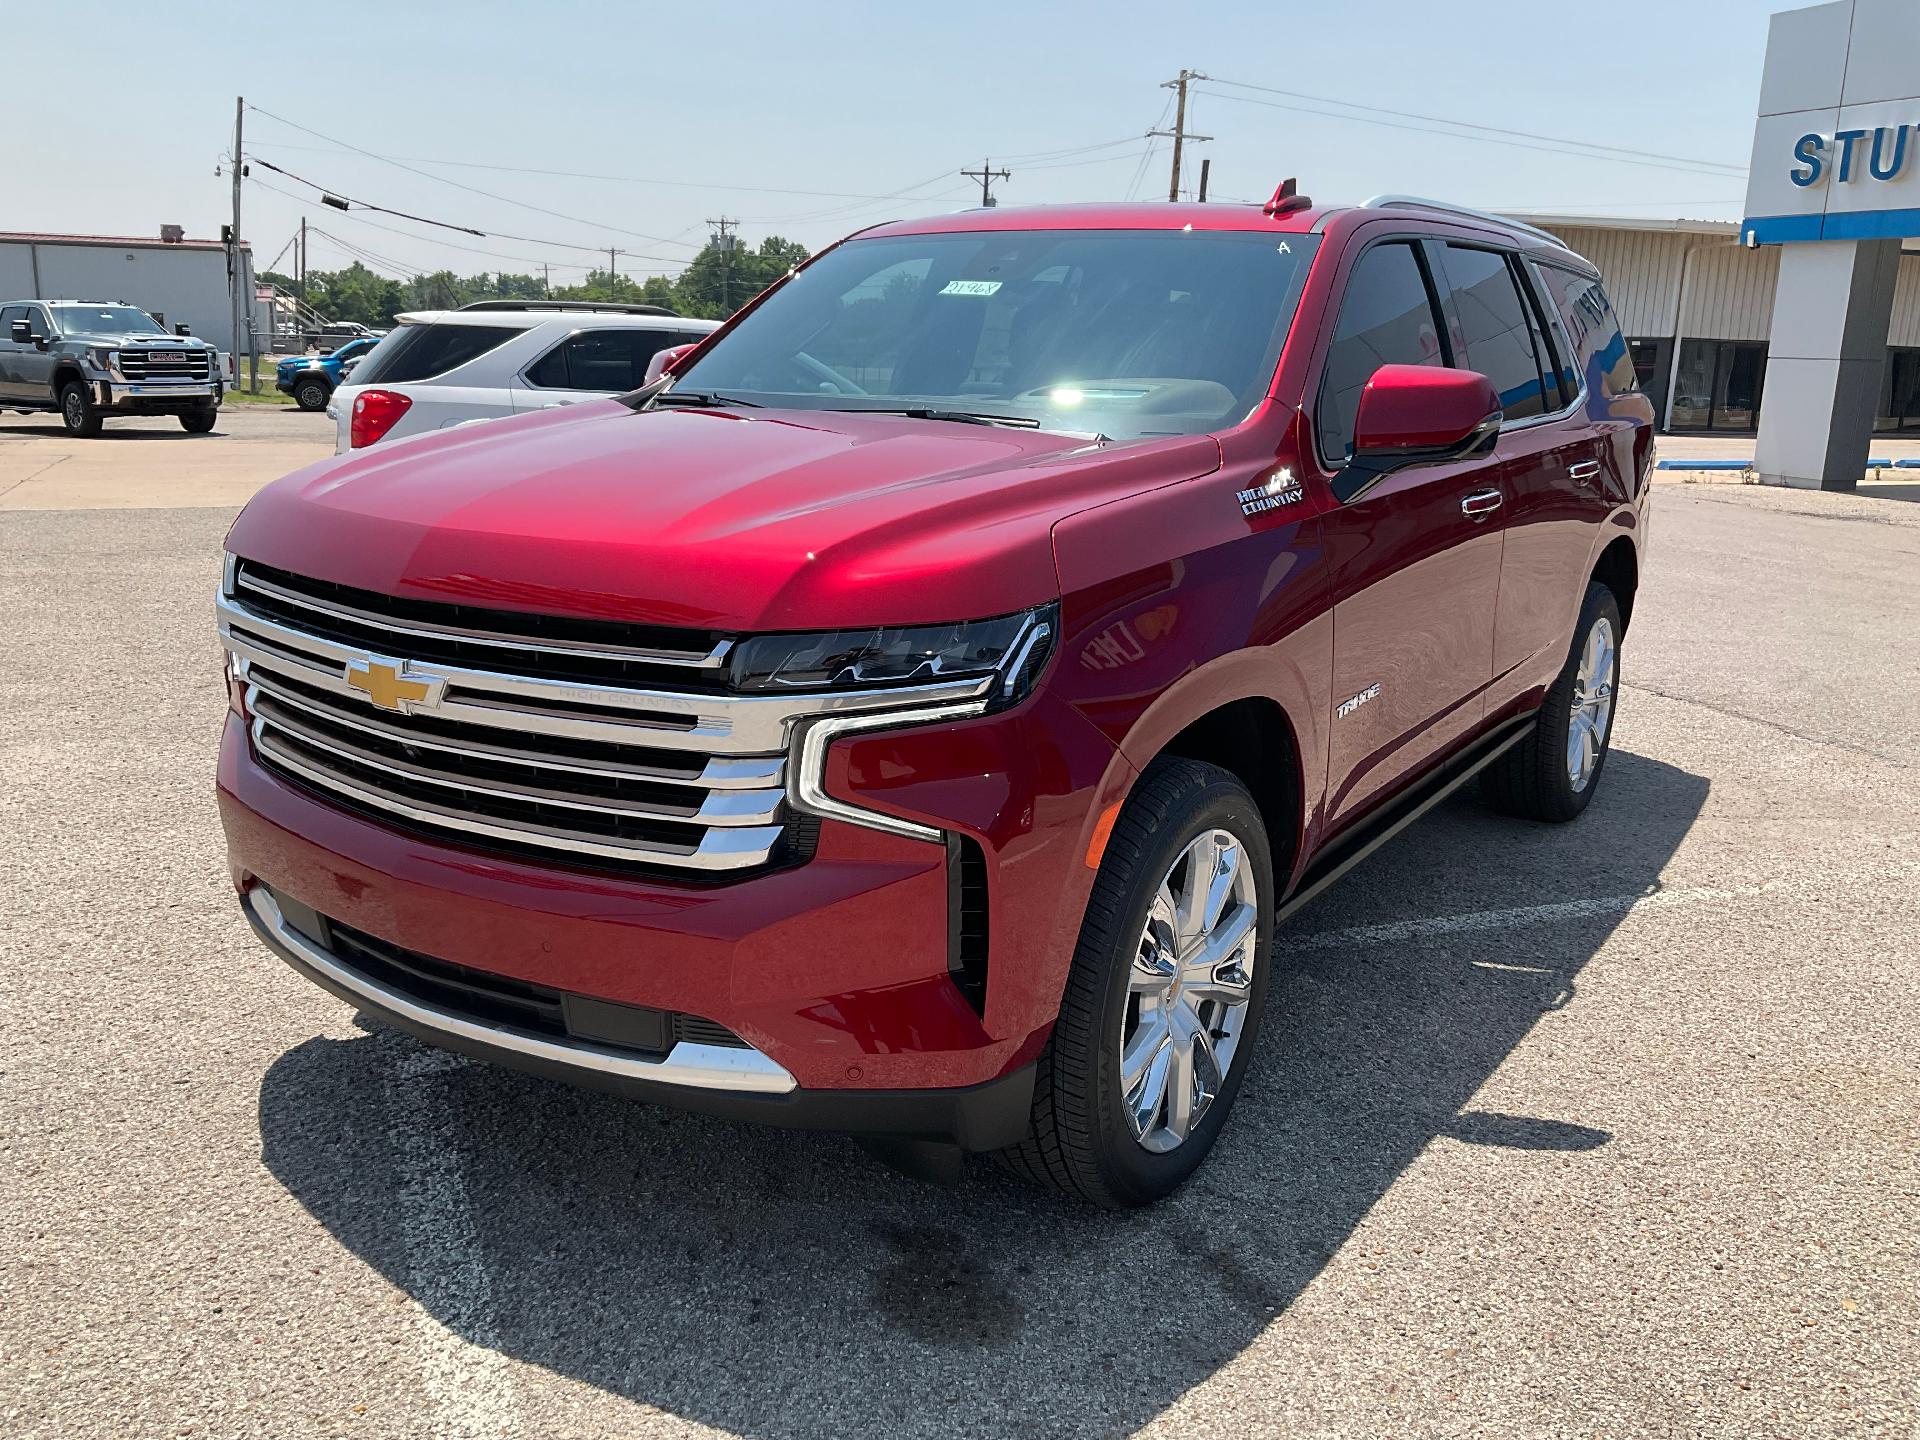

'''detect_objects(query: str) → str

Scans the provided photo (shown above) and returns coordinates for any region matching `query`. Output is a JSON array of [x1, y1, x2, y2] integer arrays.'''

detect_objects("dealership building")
[[1505, 213, 1920, 439]]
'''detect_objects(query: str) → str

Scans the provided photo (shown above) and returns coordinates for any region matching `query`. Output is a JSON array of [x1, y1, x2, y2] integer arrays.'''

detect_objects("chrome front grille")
[[119, 348, 214, 381], [218, 561, 990, 874]]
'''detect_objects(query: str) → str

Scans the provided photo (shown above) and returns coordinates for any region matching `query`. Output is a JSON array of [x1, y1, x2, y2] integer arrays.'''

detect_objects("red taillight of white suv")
[[350, 390, 412, 449]]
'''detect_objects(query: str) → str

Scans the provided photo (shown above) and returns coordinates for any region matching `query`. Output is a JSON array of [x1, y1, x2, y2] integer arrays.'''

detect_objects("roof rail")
[[1361, 195, 1573, 251], [457, 300, 681, 317]]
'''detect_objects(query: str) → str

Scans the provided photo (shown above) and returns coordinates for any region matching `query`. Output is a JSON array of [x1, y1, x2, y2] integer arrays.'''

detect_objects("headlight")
[[85, 346, 117, 372], [729, 604, 1056, 708]]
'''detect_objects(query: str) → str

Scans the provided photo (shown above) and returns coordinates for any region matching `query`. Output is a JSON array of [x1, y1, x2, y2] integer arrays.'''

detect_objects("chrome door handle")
[[1460, 488, 1503, 519], [1568, 460, 1601, 482]]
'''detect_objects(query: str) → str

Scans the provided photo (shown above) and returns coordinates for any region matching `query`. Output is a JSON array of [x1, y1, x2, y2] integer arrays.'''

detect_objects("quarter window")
[[1536, 264, 1638, 400], [350, 323, 518, 386], [1316, 241, 1447, 463], [525, 328, 694, 391], [1442, 245, 1552, 421]]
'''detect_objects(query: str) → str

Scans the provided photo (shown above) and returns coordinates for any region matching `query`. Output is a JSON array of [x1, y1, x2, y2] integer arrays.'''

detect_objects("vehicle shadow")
[[0, 421, 219, 440], [258, 747, 1706, 1438]]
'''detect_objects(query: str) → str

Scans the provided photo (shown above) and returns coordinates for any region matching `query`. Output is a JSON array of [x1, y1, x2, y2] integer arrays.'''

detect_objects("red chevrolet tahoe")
[[217, 193, 1651, 1207]]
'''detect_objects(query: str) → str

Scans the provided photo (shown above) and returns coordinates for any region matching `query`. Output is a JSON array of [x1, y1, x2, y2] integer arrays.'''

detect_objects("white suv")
[[328, 302, 720, 452]]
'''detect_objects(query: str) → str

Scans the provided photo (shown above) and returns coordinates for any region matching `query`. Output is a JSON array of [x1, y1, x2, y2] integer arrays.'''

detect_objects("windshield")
[[670, 228, 1320, 441], [51, 305, 167, 336]]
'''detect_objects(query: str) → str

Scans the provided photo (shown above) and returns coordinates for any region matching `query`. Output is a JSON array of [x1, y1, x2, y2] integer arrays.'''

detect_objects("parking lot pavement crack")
[[1621, 680, 1915, 770], [0, 453, 68, 503]]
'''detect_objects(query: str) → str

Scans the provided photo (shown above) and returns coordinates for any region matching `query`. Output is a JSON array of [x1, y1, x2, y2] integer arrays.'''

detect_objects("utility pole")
[[297, 216, 306, 312], [230, 96, 249, 391], [608, 246, 619, 296], [1197, 157, 1211, 203], [707, 217, 738, 313], [542, 263, 550, 298], [1152, 70, 1213, 202], [960, 159, 1011, 208]]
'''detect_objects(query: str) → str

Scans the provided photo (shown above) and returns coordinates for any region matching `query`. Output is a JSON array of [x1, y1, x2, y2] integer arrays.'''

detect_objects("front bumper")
[[242, 883, 1036, 1147], [219, 684, 1120, 1144], [96, 380, 219, 412]]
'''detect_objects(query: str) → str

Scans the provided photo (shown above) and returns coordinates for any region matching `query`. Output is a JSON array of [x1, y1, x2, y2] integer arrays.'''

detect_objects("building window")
[[1877, 348, 1920, 433], [1671, 339, 1767, 432]]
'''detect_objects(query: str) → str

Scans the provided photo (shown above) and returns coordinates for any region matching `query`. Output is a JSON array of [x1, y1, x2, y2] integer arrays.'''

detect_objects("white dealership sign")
[[1742, 0, 1920, 244]]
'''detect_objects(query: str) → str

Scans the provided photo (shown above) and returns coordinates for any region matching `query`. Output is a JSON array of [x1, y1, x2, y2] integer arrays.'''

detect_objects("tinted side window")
[[0, 304, 23, 334], [525, 329, 679, 392], [351, 323, 518, 385], [1537, 264, 1638, 400], [1443, 245, 1552, 421], [1316, 241, 1446, 463]]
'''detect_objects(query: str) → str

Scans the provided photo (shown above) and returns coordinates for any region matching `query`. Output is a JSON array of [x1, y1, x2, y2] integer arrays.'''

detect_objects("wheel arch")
[[1151, 697, 1305, 889], [52, 363, 88, 394], [1590, 533, 1639, 632]]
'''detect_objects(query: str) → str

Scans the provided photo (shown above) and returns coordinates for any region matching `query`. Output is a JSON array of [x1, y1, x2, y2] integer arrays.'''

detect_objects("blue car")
[[276, 337, 380, 411]]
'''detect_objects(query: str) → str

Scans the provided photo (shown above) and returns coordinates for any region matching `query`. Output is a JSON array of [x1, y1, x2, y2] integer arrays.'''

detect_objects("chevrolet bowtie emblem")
[[344, 657, 443, 714]]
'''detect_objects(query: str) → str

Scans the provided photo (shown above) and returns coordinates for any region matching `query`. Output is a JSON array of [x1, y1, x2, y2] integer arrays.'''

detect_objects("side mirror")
[[644, 342, 699, 387], [1332, 364, 1502, 504], [8, 320, 28, 344], [175, 323, 192, 336]]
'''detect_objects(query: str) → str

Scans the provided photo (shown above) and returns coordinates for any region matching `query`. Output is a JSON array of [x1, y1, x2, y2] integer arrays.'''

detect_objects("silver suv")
[[329, 301, 719, 452]]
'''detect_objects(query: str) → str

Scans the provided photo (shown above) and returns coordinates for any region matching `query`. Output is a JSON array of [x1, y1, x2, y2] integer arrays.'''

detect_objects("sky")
[[5, 0, 1776, 285]]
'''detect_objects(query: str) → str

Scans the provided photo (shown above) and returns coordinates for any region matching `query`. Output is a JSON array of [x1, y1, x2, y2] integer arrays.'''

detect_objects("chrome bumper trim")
[[246, 887, 798, 1094]]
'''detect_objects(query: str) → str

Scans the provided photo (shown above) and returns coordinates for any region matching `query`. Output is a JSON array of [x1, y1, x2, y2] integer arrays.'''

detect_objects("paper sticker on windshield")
[[939, 280, 1003, 296]]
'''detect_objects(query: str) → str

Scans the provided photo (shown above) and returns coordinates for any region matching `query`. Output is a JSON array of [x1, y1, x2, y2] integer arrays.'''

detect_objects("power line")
[[246, 103, 700, 250], [245, 162, 690, 263], [1196, 78, 1747, 178], [247, 173, 680, 276]]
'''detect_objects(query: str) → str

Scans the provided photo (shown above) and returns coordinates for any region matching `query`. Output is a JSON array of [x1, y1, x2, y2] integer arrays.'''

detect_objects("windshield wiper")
[[649, 390, 761, 409], [828, 406, 1043, 430]]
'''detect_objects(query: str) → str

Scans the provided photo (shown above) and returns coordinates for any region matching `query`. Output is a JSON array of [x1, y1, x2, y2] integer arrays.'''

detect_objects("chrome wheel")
[[1119, 828, 1259, 1154], [1568, 614, 1616, 793], [63, 391, 85, 429]]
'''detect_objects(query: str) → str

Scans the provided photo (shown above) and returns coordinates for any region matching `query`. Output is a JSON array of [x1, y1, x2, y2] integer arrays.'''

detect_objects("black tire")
[[997, 758, 1275, 1208], [59, 381, 102, 437], [293, 377, 331, 411], [180, 406, 218, 434], [1482, 581, 1623, 823]]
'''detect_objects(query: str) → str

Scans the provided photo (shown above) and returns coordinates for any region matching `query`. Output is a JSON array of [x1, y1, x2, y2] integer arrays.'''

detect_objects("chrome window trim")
[[246, 887, 797, 1094], [789, 700, 989, 844]]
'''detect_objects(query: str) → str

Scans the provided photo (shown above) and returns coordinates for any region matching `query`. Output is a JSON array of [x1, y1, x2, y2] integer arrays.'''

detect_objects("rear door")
[[1315, 234, 1507, 832], [14, 306, 57, 402], [511, 327, 697, 412], [1458, 250, 1620, 722], [0, 305, 26, 401]]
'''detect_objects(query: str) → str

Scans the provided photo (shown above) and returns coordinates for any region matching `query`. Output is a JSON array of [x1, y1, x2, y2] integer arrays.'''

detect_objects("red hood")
[[226, 400, 1220, 631]]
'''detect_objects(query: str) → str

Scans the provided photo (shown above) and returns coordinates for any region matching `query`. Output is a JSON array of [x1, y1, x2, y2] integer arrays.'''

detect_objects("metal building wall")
[[1888, 254, 1920, 348], [1676, 243, 1779, 342], [0, 240, 254, 353]]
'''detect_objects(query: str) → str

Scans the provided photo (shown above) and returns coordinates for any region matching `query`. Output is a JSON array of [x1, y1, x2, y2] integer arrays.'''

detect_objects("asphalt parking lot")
[[3, 417, 1916, 1438]]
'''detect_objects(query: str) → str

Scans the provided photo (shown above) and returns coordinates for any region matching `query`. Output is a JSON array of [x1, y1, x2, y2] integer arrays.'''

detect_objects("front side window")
[[350, 323, 518, 386], [671, 228, 1319, 442], [50, 304, 165, 337], [1316, 241, 1446, 463], [525, 328, 683, 391], [1442, 245, 1553, 422]]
